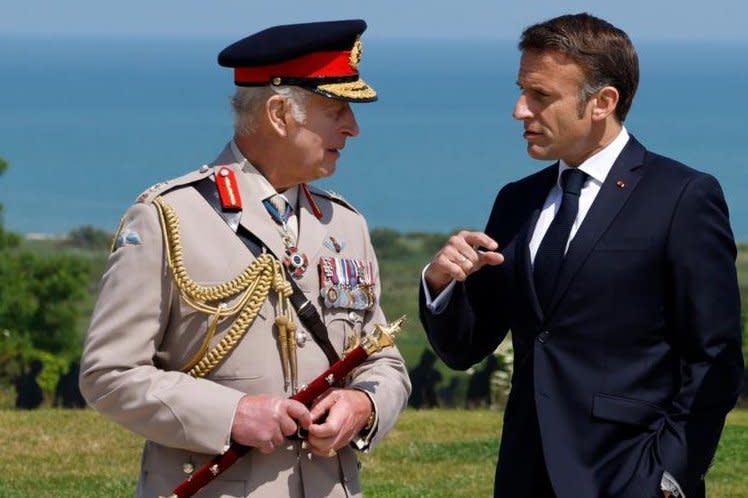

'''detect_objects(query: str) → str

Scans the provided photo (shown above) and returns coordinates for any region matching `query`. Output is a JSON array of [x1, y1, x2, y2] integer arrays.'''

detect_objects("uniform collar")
[[229, 140, 299, 209]]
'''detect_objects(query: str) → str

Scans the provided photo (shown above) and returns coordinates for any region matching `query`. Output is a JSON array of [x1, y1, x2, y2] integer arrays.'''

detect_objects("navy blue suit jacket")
[[419, 137, 743, 498]]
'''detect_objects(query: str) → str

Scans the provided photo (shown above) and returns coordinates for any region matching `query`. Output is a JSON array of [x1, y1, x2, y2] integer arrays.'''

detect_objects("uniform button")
[[537, 331, 550, 343], [199, 164, 209, 173], [183, 462, 195, 474], [348, 311, 358, 321]]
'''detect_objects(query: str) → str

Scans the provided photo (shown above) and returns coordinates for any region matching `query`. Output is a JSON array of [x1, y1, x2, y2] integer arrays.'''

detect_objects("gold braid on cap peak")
[[316, 80, 377, 100], [153, 198, 295, 378]]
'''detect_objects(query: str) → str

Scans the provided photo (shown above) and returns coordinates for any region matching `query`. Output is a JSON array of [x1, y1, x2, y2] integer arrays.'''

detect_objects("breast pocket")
[[324, 309, 365, 352]]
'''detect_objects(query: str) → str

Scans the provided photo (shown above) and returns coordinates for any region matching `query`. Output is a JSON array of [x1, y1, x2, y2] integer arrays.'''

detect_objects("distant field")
[[0, 408, 746, 497]]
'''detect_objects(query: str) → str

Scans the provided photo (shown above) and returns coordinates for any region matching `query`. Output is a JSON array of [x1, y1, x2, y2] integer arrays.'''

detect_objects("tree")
[[65, 225, 112, 251], [370, 227, 410, 259], [0, 157, 21, 249], [0, 159, 94, 401]]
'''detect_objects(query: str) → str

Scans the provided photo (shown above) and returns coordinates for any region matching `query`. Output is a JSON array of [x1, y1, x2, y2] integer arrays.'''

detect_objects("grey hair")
[[231, 86, 308, 135]]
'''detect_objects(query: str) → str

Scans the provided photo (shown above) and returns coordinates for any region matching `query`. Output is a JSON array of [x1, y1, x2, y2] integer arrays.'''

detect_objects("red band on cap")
[[234, 50, 356, 83]]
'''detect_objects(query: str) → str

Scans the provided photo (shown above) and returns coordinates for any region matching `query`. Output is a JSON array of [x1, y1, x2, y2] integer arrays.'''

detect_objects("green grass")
[[0, 408, 746, 497]]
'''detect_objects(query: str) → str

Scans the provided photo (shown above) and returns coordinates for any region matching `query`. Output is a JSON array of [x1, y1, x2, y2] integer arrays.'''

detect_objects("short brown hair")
[[519, 13, 639, 122]]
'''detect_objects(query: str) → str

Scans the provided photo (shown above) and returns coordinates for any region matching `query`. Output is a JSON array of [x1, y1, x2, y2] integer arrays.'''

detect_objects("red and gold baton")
[[163, 315, 405, 498]]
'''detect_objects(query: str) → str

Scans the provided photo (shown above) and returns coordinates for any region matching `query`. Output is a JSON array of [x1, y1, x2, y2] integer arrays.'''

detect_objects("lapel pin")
[[616, 180, 625, 188]]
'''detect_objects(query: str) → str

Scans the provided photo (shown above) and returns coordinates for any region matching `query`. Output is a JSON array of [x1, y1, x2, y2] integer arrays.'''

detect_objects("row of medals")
[[269, 204, 375, 393]]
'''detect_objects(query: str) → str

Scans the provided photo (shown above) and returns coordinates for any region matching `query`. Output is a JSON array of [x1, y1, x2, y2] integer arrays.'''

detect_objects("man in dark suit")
[[419, 13, 743, 498]]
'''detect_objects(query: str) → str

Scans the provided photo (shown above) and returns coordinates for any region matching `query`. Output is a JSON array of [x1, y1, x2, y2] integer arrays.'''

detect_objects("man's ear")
[[591, 86, 619, 121], [266, 94, 290, 136]]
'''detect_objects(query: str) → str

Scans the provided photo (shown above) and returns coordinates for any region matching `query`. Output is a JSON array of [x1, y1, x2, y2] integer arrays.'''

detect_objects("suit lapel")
[[517, 165, 559, 324], [547, 137, 647, 314]]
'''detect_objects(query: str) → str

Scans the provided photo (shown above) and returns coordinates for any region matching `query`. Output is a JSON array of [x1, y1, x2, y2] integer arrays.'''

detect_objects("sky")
[[2, 0, 746, 42]]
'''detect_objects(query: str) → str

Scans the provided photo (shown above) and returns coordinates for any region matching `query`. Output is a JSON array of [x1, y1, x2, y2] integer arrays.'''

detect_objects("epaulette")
[[305, 184, 359, 214], [135, 165, 215, 204]]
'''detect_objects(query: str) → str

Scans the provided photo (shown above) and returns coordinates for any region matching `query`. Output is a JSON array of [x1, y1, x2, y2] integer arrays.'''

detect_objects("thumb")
[[285, 400, 312, 429]]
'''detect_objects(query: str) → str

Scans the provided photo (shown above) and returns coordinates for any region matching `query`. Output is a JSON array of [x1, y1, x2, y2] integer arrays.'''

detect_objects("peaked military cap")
[[218, 19, 377, 102]]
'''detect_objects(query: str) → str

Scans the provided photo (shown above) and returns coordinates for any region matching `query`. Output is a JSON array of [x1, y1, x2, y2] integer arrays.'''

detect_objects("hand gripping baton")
[[162, 315, 406, 498]]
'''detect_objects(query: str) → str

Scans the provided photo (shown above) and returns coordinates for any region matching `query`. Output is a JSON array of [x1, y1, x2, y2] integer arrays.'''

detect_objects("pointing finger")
[[461, 231, 498, 252]]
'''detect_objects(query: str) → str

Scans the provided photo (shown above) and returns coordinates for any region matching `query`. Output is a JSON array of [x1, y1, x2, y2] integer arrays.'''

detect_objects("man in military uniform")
[[80, 20, 410, 498]]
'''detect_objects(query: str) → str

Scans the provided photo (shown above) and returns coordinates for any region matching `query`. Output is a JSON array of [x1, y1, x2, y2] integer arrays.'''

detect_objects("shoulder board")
[[306, 184, 359, 214], [135, 165, 214, 204]]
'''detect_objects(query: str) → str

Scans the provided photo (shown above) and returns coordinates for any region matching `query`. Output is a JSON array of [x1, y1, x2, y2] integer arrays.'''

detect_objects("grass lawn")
[[0, 408, 746, 497]]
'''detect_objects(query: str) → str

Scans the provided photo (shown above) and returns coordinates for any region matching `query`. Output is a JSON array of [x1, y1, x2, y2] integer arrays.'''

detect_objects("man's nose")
[[513, 95, 531, 120], [341, 105, 360, 137]]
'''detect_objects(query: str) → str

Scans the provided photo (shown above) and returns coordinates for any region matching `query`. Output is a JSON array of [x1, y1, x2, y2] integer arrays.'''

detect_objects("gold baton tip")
[[363, 315, 406, 354]]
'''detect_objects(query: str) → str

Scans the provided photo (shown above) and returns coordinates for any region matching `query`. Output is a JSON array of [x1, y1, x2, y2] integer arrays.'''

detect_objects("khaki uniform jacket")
[[80, 143, 411, 498]]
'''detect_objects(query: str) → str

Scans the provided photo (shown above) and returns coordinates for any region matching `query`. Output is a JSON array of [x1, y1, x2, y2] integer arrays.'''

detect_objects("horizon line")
[[1, 32, 748, 44]]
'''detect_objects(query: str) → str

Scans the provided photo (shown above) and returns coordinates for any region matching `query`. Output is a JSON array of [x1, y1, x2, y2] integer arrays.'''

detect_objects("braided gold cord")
[[152, 197, 293, 378], [180, 304, 225, 374], [187, 279, 273, 377]]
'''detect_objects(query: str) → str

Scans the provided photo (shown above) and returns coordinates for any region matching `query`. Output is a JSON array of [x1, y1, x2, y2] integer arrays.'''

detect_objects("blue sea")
[[1, 36, 746, 240]]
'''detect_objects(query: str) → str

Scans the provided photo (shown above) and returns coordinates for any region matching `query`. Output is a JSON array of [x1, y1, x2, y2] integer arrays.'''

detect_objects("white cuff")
[[351, 390, 378, 452], [421, 264, 456, 314], [661, 471, 685, 497]]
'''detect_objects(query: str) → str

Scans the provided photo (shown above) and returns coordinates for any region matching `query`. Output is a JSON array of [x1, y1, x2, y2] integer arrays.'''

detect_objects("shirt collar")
[[229, 140, 299, 208], [557, 127, 630, 186]]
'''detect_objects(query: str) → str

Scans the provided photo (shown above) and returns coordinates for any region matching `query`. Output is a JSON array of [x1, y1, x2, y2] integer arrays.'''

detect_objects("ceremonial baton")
[[163, 315, 406, 498]]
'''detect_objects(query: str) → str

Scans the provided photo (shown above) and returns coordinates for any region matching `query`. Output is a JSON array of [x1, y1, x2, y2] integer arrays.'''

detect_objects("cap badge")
[[349, 36, 362, 70]]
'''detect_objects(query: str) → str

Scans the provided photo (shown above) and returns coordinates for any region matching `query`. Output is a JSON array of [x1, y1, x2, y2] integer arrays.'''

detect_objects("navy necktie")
[[533, 168, 588, 313]]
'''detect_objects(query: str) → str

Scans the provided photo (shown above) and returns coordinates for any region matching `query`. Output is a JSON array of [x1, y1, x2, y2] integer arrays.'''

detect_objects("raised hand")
[[424, 230, 504, 294]]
